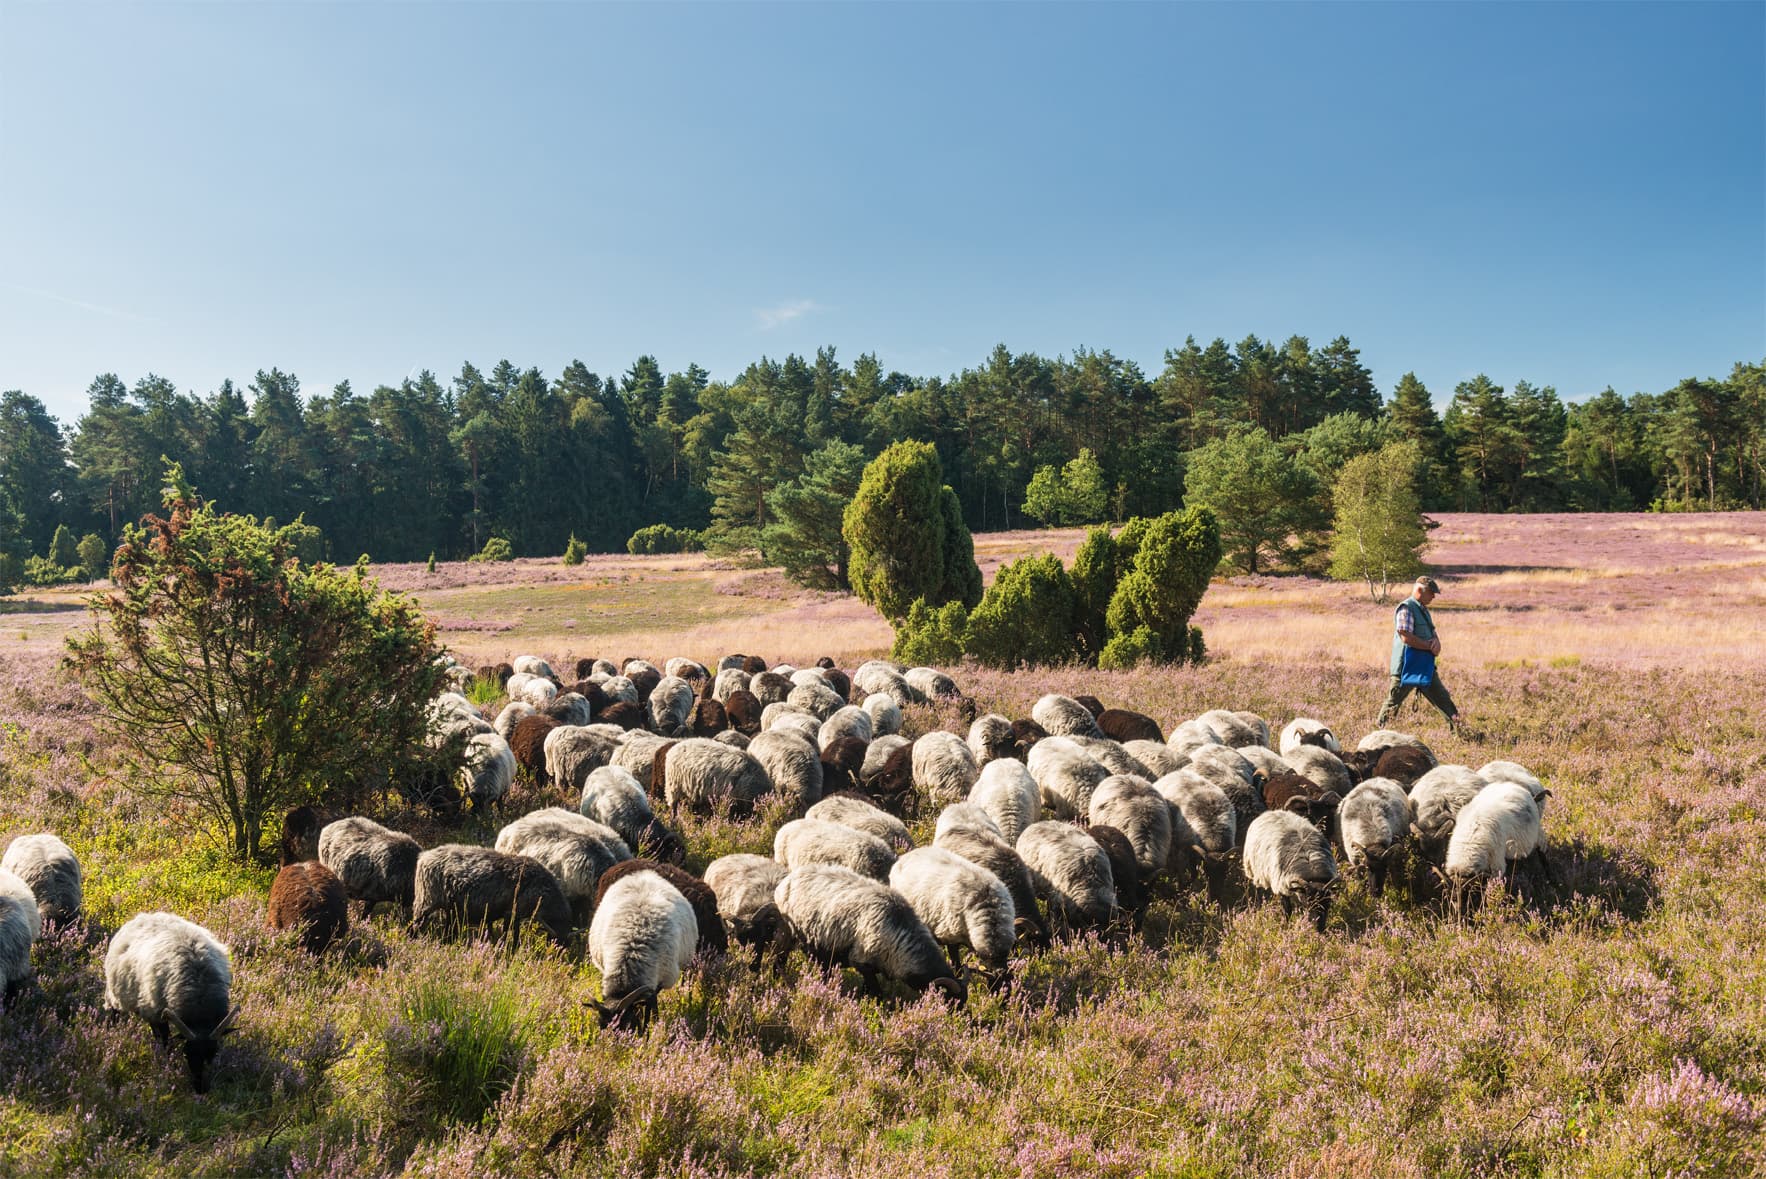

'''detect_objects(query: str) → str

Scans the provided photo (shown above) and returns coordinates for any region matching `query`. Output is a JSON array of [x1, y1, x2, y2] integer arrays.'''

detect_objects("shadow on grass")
[[0, 598, 86, 615]]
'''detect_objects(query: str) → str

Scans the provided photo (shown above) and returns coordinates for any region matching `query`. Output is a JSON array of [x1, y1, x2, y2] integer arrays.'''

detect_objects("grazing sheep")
[[544, 725, 621, 794], [279, 806, 324, 866], [862, 734, 911, 784], [1261, 771, 1343, 841], [654, 738, 774, 817], [913, 731, 981, 807], [103, 912, 237, 1093], [1231, 711, 1272, 748], [761, 701, 813, 732], [1087, 825, 1147, 920], [494, 700, 537, 741], [411, 845, 573, 947], [1370, 745, 1437, 788], [665, 657, 709, 684], [1032, 694, 1104, 739], [2, 834, 82, 925], [1154, 771, 1237, 899], [1196, 709, 1261, 749], [712, 668, 750, 702], [508, 714, 563, 785], [968, 714, 1017, 766], [1236, 746, 1292, 783], [703, 854, 789, 950], [1408, 765, 1489, 866], [723, 689, 763, 736], [786, 681, 844, 723], [598, 700, 648, 731], [819, 735, 868, 797], [933, 802, 1002, 841], [593, 860, 727, 956], [861, 692, 902, 737], [1097, 708, 1164, 745], [1018, 821, 1117, 934], [1189, 744, 1257, 788], [853, 661, 921, 709], [748, 730, 825, 811], [807, 793, 915, 851], [579, 765, 685, 864], [968, 758, 1041, 845], [1070, 735, 1155, 781], [1026, 737, 1112, 820], [600, 676, 640, 707], [820, 667, 852, 701], [904, 667, 959, 701], [1357, 729, 1436, 762], [773, 864, 964, 1001], [647, 676, 696, 737], [318, 817, 421, 917], [1478, 760, 1550, 816], [1444, 782, 1546, 916], [715, 730, 751, 749], [512, 655, 557, 680], [818, 705, 873, 749], [1089, 776, 1173, 880], [612, 730, 671, 791], [1, 869, 40, 1006], [1339, 778, 1411, 897], [509, 673, 559, 708], [889, 847, 1017, 973], [545, 692, 593, 727], [690, 698, 728, 738], [934, 824, 1048, 947], [624, 664, 662, 704], [1012, 718, 1049, 752], [1243, 810, 1339, 930], [267, 860, 349, 954], [1166, 719, 1223, 757], [1280, 718, 1341, 756], [774, 819, 898, 881], [587, 870, 698, 1029], [460, 731, 516, 812], [749, 671, 792, 706], [495, 808, 632, 927], [1072, 695, 1106, 719], [1286, 745, 1355, 800], [717, 654, 751, 673]]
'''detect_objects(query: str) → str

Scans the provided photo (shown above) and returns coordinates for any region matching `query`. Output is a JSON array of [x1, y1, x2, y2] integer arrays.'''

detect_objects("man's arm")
[[1395, 602, 1442, 655]]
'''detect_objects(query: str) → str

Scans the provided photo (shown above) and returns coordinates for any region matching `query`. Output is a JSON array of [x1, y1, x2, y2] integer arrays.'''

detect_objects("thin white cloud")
[[3, 283, 155, 323], [754, 298, 819, 330]]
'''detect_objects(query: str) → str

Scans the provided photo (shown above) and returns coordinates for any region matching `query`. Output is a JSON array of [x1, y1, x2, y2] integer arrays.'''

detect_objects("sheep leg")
[[149, 1018, 171, 1050], [856, 965, 883, 997], [946, 945, 964, 975], [3, 976, 27, 1007]]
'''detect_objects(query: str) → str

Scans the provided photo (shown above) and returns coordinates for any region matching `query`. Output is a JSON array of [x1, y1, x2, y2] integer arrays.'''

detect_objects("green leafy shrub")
[[387, 977, 528, 1127], [23, 556, 78, 586], [627, 524, 704, 555], [965, 554, 1076, 670], [562, 534, 587, 566], [845, 441, 981, 621], [76, 533, 108, 580], [762, 440, 866, 590], [1069, 526, 1124, 661], [889, 598, 970, 666], [1098, 624, 1162, 670], [1103, 505, 1220, 663], [426, 551, 437, 573], [470, 536, 514, 563]]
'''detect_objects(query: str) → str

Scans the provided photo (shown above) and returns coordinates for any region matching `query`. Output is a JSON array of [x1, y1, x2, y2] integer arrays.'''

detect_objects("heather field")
[[1, 512, 1763, 1178]]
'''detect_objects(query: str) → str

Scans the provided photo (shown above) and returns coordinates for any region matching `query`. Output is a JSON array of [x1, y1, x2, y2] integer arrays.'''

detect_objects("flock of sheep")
[[0, 650, 1555, 1095]]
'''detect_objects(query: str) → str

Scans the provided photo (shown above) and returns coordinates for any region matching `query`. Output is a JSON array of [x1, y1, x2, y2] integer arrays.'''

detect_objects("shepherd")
[[1375, 576, 1470, 736]]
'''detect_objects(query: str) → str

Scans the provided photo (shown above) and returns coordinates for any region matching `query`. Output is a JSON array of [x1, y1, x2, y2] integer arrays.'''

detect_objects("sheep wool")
[[512, 655, 556, 680], [1338, 778, 1411, 896], [1357, 729, 1435, 762], [774, 818, 897, 881], [1243, 809, 1339, 930], [1089, 776, 1173, 880], [1123, 740, 1187, 780], [904, 667, 958, 701], [1, 868, 41, 1004], [648, 676, 696, 737], [912, 731, 981, 807], [748, 730, 826, 811], [656, 738, 773, 817], [703, 853, 789, 946], [934, 824, 1046, 946], [1279, 717, 1341, 756], [1026, 736, 1111, 820], [318, 817, 421, 915], [889, 846, 1016, 970], [1196, 708, 1261, 749], [1069, 735, 1155, 781], [712, 668, 750, 702], [2, 833, 82, 925], [1285, 745, 1355, 800], [1445, 782, 1544, 884], [967, 714, 1017, 766], [612, 730, 671, 790], [967, 758, 1040, 846], [861, 692, 903, 737], [588, 870, 698, 1028], [1478, 760, 1549, 816], [773, 863, 962, 999], [267, 861, 349, 955], [933, 802, 1002, 841], [103, 912, 236, 1092], [806, 793, 914, 851], [817, 705, 873, 750], [862, 735, 911, 785], [579, 765, 681, 862], [544, 725, 621, 793], [460, 731, 516, 811], [495, 808, 632, 926], [1031, 694, 1103, 739], [1166, 719, 1223, 756], [411, 845, 574, 946], [1408, 765, 1489, 865], [493, 700, 537, 741], [1017, 821, 1117, 933]]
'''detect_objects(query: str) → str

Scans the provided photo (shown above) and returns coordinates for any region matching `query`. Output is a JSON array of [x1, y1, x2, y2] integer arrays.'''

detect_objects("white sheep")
[[967, 714, 1016, 766], [904, 667, 958, 701], [889, 847, 1016, 973], [933, 802, 1002, 841], [460, 731, 516, 812], [934, 823, 1047, 946], [508, 672, 559, 708], [1242, 809, 1339, 931], [547, 692, 593, 727], [1032, 694, 1102, 739], [647, 675, 696, 736], [786, 680, 844, 723], [1338, 778, 1411, 897], [665, 657, 709, 684], [712, 668, 750, 702], [747, 730, 825, 811], [817, 705, 873, 749], [103, 912, 237, 1092], [512, 655, 557, 679], [772, 863, 963, 1000], [1154, 770, 1237, 897], [599, 676, 640, 706], [1123, 740, 1187, 780], [1089, 776, 1172, 880], [1279, 717, 1341, 756], [1, 868, 41, 1006], [1188, 744, 1258, 789], [853, 660, 921, 709], [1357, 729, 1435, 761], [1408, 765, 1488, 866], [1477, 760, 1550, 816], [862, 734, 910, 784], [1231, 710, 1272, 748], [1026, 737, 1111, 820], [588, 869, 698, 1028], [2, 833, 82, 925], [494, 808, 632, 926], [702, 853, 789, 948], [611, 730, 670, 789], [1443, 782, 1546, 916], [774, 818, 897, 881], [861, 692, 903, 737], [544, 725, 621, 794], [579, 765, 683, 862], [1070, 735, 1154, 781], [318, 817, 421, 916], [748, 671, 793, 706], [1196, 709, 1261, 749], [493, 700, 537, 741], [655, 738, 773, 817], [1017, 821, 1117, 934], [1236, 745, 1292, 783], [1285, 745, 1355, 800], [1166, 719, 1223, 756], [806, 793, 914, 851], [968, 758, 1040, 845], [910, 730, 981, 806]]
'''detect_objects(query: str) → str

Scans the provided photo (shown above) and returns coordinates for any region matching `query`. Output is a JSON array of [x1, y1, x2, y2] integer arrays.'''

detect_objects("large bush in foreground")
[[65, 463, 450, 862]]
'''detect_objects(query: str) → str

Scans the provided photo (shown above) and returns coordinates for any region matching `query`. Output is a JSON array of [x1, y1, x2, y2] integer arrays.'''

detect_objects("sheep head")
[[168, 1005, 238, 1094]]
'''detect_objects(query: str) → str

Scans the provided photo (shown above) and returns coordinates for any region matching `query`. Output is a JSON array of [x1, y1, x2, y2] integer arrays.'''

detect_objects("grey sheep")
[[1477, 760, 1550, 817], [904, 667, 959, 701], [579, 765, 684, 862], [544, 725, 622, 794], [1188, 744, 1258, 789], [1, 868, 40, 1006], [665, 657, 709, 684], [612, 730, 671, 789], [1032, 694, 1103, 739], [459, 731, 516, 812], [861, 692, 903, 737], [1026, 737, 1111, 820], [933, 802, 1002, 841], [1286, 745, 1355, 800], [547, 692, 593, 727], [494, 808, 632, 927], [934, 824, 1048, 947], [862, 734, 911, 784], [787, 680, 845, 722], [411, 844, 574, 946], [807, 793, 914, 851], [748, 730, 825, 811], [817, 705, 873, 749], [1088, 776, 1173, 880], [1408, 765, 1488, 866], [853, 660, 921, 709], [712, 668, 750, 702], [656, 738, 773, 817], [507, 672, 559, 708], [1154, 770, 1236, 898], [1339, 778, 1411, 897], [588, 869, 698, 1029], [749, 670, 793, 706], [1236, 745, 1292, 783], [1017, 820, 1118, 934], [493, 700, 537, 741], [967, 758, 1041, 845], [1357, 729, 1436, 763], [968, 714, 1017, 766], [774, 818, 897, 881], [648, 675, 696, 737], [1279, 717, 1341, 756], [1123, 740, 1187, 780], [2, 833, 82, 925], [318, 817, 421, 916], [1231, 711, 1272, 748], [1196, 708, 1261, 749], [1069, 735, 1155, 781], [1243, 809, 1339, 931], [773, 863, 964, 1001], [889, 846, 1017, 973], [1166, 719, 1223, 756], [103, 911, 237, 1092], [512, 655, 557, 679], [913, 730, 981, 807], [600, 676, 640, 706], [702, 853, 789, 949]]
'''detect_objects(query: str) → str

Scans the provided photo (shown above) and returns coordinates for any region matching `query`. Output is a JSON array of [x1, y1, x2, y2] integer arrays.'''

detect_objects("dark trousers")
[[1376, 674, 1458, 726]]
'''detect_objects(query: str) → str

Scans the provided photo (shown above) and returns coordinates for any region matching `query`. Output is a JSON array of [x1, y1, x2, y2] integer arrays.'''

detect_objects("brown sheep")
[[509, 714, 563, 785], [1010, 719, 1048, 758], [280, 805, 324, 865], [598, 701, 647, 731], [626, 665, 661, 703], [860, 743, 919, 818], [1096, 708, 1163, 744], [1073, 695, 1106, 720], [648, 741, 678, 804], [724, 689, 763, 736], [1087, 824, 1146, 925], [742, 655, 768, 675], [1261, 771, 1343, 845], [691, 698, 728, 738], [267, 860, 349, 954], [820, 667, 851, 701], [1374, 746, 1434, 789], [574, 657, 598, 680], [593, 859, 727, 956], [820, 735, 868, 797]]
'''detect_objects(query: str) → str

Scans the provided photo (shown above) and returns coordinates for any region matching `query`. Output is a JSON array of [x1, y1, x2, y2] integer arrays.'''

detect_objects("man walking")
[[1376, 576, 1469, 735]]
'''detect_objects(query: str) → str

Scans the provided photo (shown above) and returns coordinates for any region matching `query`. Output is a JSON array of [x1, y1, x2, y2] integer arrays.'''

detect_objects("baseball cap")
[[1416, 576, 1441, 593]]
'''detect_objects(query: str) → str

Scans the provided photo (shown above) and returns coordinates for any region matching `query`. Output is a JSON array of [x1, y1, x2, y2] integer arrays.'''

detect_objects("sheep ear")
[[1319, 791, 1341, 807], [215, 1006, 239, 1036], [1284, 797, 1311, 816]]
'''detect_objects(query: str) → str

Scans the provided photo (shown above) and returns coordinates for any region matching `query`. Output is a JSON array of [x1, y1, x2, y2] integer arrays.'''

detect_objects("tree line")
[[1, 339, 1760, 581]]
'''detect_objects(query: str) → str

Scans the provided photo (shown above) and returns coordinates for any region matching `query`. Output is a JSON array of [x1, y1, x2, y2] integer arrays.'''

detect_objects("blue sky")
[[1, 1, 1760, 424]]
